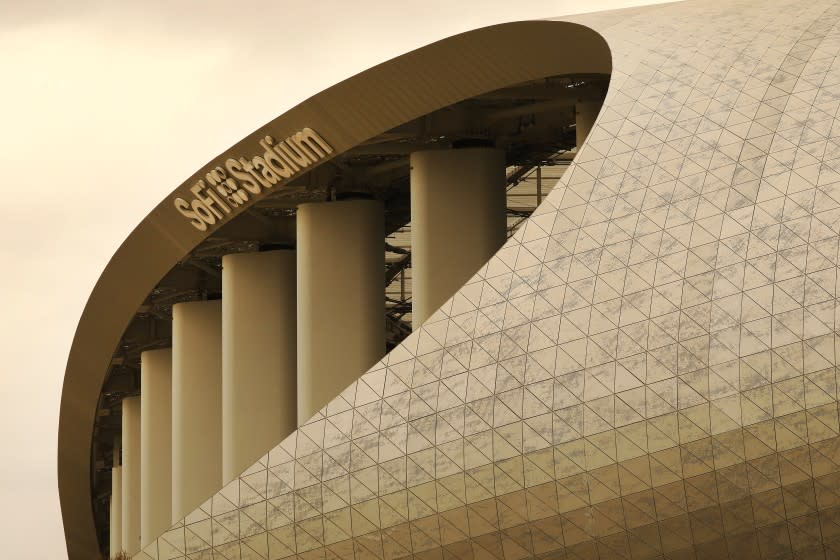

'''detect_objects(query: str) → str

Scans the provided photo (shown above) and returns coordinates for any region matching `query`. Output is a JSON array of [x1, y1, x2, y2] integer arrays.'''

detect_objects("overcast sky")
[[0, 1, 670, 557]]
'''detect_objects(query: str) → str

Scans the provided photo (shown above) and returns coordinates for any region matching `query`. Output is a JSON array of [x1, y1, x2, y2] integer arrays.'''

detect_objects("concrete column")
[[409, 148, 507, 328], [110, 438, 122, 557], [110, 467, 122, 557], [297, 199, 384, 423], [120, 396, 141, 555], [172, 300, 222, 521], [140, 348, 172, 547], [222, 250, 297, 483], [576, 100, 600, 148]]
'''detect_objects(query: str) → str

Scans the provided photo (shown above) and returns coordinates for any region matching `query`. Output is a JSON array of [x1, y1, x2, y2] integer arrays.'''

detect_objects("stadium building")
[[58, 0, 840, 558]]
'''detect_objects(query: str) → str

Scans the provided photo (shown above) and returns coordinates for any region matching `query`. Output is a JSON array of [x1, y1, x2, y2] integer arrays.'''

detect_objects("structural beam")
[[140, 348, 172, 547], [222, 250, 297, 483], [172, 300, 222, 521], [409, 147, 507, 328], [296, 199, 384, 423]]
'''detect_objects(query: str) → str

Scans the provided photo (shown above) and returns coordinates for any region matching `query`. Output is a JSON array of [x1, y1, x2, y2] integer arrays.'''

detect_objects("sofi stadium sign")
[[174, 128, 333, 231]]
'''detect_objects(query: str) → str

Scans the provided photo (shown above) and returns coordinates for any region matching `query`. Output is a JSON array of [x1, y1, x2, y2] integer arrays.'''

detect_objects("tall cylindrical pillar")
[[172, 300, 222, 521], [409, 148, 507, 328], [110, 466, 122, 557], [222, 250, 297, 483], [140, 348, 172, 547], [120, 396, 141, 555], [576, 100, 600, 148], [297, 199, 384, 423]]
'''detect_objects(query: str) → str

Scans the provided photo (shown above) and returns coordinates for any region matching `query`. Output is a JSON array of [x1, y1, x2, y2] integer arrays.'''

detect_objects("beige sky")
[[0, 1, 670, 557]]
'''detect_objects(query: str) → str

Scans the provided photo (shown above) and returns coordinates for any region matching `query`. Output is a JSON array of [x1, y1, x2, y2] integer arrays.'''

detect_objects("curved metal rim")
[[57, 19, 612, 559]]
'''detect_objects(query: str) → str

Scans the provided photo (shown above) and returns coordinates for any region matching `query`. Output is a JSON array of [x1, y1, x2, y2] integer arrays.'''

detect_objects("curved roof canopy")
[[58, 20, 611, 559]]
